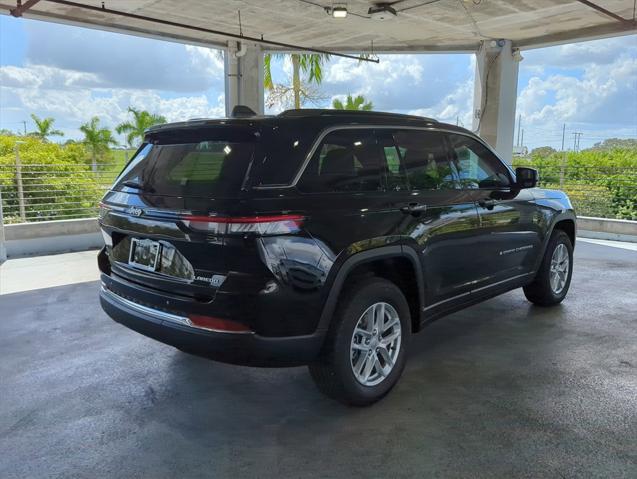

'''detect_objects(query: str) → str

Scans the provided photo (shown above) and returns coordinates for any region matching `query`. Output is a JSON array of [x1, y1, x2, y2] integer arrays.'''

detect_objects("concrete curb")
[[577, 216, 637, 243], [4, 218, 103, 258]]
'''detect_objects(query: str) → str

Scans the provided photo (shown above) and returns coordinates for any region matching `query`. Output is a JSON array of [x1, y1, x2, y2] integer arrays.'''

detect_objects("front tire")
[[309, 277, 410, 406], [524, 230, 573, 306]]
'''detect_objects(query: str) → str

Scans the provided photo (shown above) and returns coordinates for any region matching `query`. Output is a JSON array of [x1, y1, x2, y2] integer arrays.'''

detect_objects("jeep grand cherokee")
[[98, 108, 576, 406]]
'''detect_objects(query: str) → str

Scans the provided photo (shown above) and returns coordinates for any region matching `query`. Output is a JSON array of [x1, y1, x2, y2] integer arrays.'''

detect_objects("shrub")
[[0, 135, 104, 223], [514, 148, 637, 220]]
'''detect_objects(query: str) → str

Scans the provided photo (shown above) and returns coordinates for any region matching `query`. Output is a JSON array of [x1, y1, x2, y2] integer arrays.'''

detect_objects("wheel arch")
[[533, 211, 577, 273], [317, 246, 425, 334], [552, 217, 576, 247]]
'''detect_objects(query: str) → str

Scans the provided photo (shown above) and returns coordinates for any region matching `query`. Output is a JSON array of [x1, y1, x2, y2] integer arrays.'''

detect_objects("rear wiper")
[[122, 180, 154, 192]]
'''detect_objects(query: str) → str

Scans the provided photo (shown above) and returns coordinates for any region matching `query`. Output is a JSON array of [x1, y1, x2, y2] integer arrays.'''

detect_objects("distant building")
[[513, 146, 528, 157]]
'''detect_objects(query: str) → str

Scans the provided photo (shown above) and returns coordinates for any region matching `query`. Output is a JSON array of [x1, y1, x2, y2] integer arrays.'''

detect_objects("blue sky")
[[1, 15, 635, 150]]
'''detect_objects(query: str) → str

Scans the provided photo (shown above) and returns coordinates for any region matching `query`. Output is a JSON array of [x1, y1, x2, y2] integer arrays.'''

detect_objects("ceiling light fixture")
[[332, 6, 348, 18]]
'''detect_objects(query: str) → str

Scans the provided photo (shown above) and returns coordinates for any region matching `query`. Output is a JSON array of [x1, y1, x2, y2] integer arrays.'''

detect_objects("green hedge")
[[0, 135, 104, 223], [513, 148, 637, 220]]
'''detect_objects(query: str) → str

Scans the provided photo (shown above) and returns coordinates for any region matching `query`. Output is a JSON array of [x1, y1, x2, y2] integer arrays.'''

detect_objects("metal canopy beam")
[[43, 0, 379, 63], [575, 0, 636, 26], [9, 0, 40, 17]]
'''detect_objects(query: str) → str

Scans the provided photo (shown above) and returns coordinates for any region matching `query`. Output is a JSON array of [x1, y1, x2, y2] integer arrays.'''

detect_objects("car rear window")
[[114, 128, 258, 198], [113, 124, 312, 196]]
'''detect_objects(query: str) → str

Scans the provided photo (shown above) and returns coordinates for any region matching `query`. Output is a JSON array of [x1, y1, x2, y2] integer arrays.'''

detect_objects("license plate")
[[129, 238, 161, 272]]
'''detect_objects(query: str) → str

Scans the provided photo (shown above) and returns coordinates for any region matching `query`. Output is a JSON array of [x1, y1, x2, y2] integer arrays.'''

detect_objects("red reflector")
[[188, 314, 252, 333]]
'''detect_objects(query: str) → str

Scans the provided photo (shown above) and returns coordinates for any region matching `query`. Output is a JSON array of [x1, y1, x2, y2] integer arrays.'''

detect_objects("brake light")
[[188, 314, 253, 333], [181, 214, 304, 236]]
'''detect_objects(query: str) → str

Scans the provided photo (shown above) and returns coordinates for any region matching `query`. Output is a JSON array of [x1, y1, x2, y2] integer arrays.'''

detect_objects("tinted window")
[[256, 124, 313, 186], [447, 134, 511, 189], [380, 130, 457, 191], [298, 130, 383, 193], [114, 130, 257, 198]]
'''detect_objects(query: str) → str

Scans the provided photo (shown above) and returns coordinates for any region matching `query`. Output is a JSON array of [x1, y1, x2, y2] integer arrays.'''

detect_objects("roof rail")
[[278, 109, 438, 123]]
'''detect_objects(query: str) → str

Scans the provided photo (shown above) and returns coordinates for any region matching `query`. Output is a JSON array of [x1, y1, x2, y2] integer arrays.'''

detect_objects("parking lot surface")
[[1, 241, 636, 478]]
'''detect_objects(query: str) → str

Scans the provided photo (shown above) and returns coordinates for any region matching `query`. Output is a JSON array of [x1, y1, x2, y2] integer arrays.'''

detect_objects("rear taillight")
[[181, 214, 304, 236], [98, 202, 111, 219]]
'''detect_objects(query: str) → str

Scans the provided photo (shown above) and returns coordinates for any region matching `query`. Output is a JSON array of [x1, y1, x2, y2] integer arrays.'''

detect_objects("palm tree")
[[115, 107, 166, 147], [264, 53, 329, 109], [332, 94, 373, 111], [30, 114, 64, 141], [80, 117, 117, 173]]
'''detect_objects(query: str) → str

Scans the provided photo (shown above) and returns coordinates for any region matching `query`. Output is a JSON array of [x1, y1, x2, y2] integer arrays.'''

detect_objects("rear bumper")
[[100, 285, 325, 367]]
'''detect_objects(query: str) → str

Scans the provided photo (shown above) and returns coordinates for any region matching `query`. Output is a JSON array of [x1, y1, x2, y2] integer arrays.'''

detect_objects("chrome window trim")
[[253, 123, 511, 190]]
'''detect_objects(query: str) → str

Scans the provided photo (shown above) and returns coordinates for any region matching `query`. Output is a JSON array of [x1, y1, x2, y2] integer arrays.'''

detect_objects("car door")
[[376, 129, 481, 308], [445, 132, 542, 286]]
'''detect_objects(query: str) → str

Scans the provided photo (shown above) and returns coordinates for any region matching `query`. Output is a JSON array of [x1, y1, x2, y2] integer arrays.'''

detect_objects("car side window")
[[298, 129, 383, 193], [380, 130, 458, 191], [447, 134, 511, 189]]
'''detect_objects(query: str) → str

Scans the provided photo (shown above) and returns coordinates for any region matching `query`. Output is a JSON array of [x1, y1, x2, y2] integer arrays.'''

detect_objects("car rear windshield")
[[114, 127, 259, 198], [113, 124, 310, 197]]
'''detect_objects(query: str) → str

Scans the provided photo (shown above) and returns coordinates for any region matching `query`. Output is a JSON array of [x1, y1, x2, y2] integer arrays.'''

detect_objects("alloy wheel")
[[549, 243, 569, 294], [350, 302, 402, 387]]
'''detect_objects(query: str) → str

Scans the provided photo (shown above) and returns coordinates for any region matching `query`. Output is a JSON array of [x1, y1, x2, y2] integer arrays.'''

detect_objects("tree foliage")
[[116, 107, 166, 147], [29, 114, 64, 141], [530, 146, 556, 157], [513, 148, 637, 220], [588, 138, 637, 151], [0, 135, 103, 223], [264, 53, 329, 109], [80, 117, 118, 172], [332, 94, 373, 111]]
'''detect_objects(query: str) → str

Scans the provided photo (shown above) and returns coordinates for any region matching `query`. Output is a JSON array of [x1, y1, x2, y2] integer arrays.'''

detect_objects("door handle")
[[400, 202, 427, 216], [478, 198, 497, 210]]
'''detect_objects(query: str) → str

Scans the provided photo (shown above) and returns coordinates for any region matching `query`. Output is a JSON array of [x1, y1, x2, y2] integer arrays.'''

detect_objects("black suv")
[[98, 109, 575, 405]]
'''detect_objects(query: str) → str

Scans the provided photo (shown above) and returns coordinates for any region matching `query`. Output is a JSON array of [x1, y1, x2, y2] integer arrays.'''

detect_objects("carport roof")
[[1, 0, 636, 52]]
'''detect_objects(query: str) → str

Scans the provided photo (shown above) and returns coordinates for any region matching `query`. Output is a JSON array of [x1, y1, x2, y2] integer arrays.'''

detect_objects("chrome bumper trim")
[[101, 284, 254, 334], [101, 285, 192, 327]]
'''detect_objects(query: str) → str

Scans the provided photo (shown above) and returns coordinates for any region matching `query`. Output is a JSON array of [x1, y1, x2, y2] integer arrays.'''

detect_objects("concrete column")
[[472, 40, 522, 163], [224, 41, 264, 116]]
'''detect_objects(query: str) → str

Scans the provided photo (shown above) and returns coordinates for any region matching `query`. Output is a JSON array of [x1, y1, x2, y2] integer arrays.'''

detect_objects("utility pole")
[[516, 114, 521, 147], [22, 120, 27, 136], [560, 124, 566, 188], [572, 132, 583, 152], [521, 129, 524, 149]]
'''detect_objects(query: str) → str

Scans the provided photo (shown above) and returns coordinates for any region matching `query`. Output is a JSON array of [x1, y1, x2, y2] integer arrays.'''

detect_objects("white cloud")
[[0, 21, 226, 141], [408, 77, 474, 127], [518, 52, 637, 127], [516, 36, 637, 149], [24, 21, 224, 92], [263, 53, 473, 116], [0, 63, 225, 141]]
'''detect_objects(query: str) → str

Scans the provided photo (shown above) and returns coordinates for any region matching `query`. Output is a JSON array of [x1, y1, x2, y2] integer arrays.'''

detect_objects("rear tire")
[[523, 230, 573, 306], [309, 277, 410, 406]]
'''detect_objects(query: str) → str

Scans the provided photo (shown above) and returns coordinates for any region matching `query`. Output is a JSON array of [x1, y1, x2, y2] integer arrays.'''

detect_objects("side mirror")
[[515, 167, 538, 189]]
